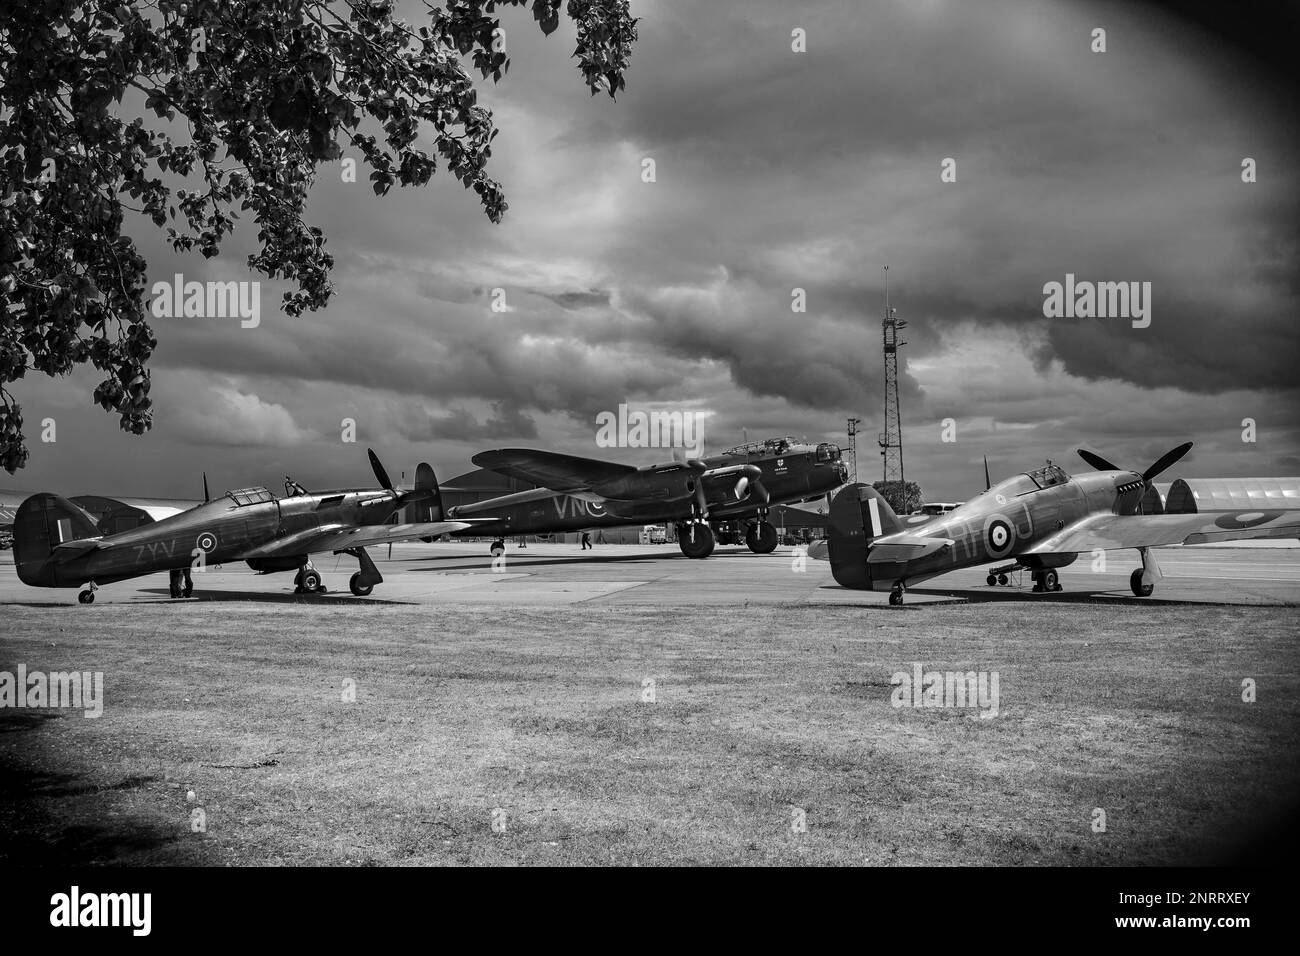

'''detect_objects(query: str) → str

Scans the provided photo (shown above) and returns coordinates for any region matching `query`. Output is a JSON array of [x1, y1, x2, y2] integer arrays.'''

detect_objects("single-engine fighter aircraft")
[[12, 450, 475, 602], [455, 436, 848, 558], [811, 442, 1300, 605]]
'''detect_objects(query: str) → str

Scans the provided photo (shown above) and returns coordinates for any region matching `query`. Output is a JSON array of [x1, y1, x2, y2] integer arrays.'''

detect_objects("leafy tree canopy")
[[0, 0, 636, 473], [872, 479, 923, 516]]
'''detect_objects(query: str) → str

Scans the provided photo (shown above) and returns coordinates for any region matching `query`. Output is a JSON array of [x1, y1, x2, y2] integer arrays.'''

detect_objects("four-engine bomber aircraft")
[[452, 437, 848, 558], [813, 442, 1300, 604], [12, 450, 474, 602]]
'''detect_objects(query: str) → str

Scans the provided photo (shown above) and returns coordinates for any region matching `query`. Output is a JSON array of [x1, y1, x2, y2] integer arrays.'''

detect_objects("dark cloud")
[[5, 0, 1298, 501]]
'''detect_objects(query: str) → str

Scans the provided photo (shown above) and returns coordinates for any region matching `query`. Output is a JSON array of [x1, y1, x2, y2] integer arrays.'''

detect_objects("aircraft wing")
[[236, 520, 476, 559], [471, 448, 636, 493], [1023, 510, 1300, 555]]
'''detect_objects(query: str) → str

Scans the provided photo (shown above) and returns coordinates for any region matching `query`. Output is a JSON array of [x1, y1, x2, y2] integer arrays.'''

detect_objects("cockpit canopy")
[[1025, 462, 1069, 489], [722, 436, 798, 457], [226, 486, 276, 506], [815, 443, 841, 462]]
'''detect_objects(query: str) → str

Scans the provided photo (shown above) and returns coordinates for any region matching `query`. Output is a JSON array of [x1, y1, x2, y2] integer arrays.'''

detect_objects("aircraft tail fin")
[[414, 462, 443, 521], [13, 493, 101, 587], [824, 483, 903, 589]]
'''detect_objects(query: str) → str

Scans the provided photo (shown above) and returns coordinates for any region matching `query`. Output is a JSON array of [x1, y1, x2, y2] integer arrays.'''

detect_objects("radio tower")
[[877, 266, 907, 485], [846, 417, 862, 484]]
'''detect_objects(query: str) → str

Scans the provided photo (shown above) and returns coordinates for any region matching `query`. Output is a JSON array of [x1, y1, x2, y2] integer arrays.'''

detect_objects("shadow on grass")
[[0, 713, 209, 865]]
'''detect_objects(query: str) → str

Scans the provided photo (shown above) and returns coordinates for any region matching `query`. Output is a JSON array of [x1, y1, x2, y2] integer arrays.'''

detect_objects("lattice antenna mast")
[[846, 417, 862, 484], [877, 266, 907, 484]]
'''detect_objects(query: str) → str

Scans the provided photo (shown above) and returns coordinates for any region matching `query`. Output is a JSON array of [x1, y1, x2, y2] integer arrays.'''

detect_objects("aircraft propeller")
[[1077, 442, 1192, 484], [1077, 442, 1193, 514], [368, 448, 394, 491], [368, 448, 437, 508]]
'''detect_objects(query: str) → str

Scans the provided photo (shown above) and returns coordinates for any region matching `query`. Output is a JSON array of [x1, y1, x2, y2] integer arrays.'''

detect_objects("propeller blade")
[[983, 455, 990, 492], [202, 472, 210, 503], [1077, 449, 1120, 472], [694, 479, 709, 519], [368, 448, 394, 491], [752, 478, 771, 505], [1142, 441, 1193, 483], [733, 476, 750, 501]]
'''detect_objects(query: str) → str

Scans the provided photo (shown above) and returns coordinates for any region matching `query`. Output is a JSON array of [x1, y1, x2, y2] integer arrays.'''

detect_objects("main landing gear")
[[1129, 547, 1159, 597], [78, 582, 98, 604], [1031, 569, 1063, 593], [293, 562, 327, 595], [745, 519, 778, 554], [343, 546, 384, 597], [677, 521, 715, 559]]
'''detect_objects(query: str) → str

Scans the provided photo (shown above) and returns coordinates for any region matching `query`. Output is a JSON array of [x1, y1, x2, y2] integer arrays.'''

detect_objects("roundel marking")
[[1213, 510, 1278, 530], [983, 514, 1015, 558], [195, 531, 218, 553], [585, 500, 606, 517]]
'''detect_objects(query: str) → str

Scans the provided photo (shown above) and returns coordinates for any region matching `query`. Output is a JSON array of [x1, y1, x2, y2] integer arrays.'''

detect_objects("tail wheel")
[[489, 540, 505, 557], [78, 590, 94, 604], [1044, 569, 1060, 592], [1130, 569, 1154, 597], [349, 572, 374, 597], [888, 588, 904, 606], [300, 569, 321, 592]]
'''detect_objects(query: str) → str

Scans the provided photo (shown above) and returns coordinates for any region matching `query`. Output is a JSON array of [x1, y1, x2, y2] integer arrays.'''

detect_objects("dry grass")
[[1, 601, 1297, 865]]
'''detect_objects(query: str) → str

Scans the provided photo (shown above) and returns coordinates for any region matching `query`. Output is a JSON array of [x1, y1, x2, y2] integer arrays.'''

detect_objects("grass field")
[[2, 601, 1297, 865]]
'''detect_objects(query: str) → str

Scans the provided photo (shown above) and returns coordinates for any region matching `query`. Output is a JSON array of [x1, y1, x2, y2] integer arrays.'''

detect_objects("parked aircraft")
[[450, 436, 848, 558], [12, 450, 473, 602], [812, 442, 1300, 604]]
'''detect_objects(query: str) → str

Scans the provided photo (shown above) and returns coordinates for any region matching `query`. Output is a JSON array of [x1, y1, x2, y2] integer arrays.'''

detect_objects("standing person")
[[180, 564, 193, 598], [581, 531, 592, 550], [169, 568, 182, 599]]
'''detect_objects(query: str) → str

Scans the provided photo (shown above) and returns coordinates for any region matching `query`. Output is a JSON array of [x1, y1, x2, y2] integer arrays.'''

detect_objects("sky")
[[7, 0, 1299, 501]]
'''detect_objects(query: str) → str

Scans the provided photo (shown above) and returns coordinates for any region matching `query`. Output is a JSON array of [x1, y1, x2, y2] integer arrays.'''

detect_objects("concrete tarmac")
[[1, 541, 1297, 607]]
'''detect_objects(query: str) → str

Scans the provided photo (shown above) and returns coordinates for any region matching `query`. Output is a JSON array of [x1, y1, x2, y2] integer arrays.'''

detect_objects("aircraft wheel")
[[986, 574, 996, 587], [300, 569, 322, 592], [1130, 569, 1154, 597], [997, 573, 1008, 586], [350, 573, 373, 597], [78, 590, 94, 605], [1044, 570, 1059, 591], [678, 523, 715, 559], [888, 588, 904, 606], [746, 521, 779, 554], [489, 540, 505, 557]]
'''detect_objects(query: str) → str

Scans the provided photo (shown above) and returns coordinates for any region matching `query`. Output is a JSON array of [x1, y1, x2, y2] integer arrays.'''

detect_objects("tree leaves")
[[0, 0, 636, 472]]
